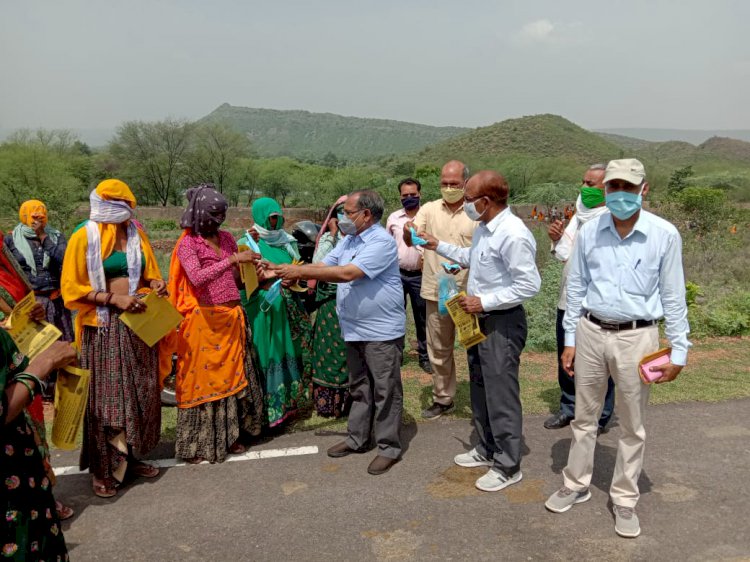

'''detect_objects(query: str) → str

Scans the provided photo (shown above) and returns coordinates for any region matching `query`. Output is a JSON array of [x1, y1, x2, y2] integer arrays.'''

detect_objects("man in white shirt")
[[386, 178, 430, 373], [545, 159, 691, 539], [544, 164, 615, 433], [419, 170, 540, 492]]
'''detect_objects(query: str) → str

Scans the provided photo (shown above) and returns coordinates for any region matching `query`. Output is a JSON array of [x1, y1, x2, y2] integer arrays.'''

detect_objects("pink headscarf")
[[309, 195, 348, 291]]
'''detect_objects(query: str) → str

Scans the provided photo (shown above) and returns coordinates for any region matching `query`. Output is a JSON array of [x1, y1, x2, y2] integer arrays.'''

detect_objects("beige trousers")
[[425, 299, 457, 405], [562, 316, 658, 507]]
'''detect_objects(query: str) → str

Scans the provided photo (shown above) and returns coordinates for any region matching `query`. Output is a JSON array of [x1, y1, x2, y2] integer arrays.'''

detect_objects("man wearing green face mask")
[[544, 164, 615, 433]]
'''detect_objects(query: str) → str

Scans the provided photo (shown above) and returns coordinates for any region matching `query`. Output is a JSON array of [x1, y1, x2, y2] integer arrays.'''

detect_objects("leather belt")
[[399, 268, 422, 277], [585, 312, 657, 331]]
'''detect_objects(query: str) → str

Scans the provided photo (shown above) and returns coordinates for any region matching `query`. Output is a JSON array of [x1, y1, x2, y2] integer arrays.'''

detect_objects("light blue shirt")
[[563, 210, 691, 365], [323, 223, 406, 342], [436, 208, 541, 311]]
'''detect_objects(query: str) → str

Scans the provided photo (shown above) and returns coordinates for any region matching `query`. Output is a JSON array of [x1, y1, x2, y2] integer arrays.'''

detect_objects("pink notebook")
[[639, 348, 672, 383]]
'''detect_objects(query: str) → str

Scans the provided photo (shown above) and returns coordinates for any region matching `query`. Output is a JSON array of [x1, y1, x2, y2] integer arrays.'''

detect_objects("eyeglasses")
[[463, 194, 485, 203], [342, 208, 364, 218]]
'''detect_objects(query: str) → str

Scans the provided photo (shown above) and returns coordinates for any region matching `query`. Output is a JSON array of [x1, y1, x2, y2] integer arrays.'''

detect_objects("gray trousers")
[[467, 306, 527, 476], [344, 337, 404, 460]]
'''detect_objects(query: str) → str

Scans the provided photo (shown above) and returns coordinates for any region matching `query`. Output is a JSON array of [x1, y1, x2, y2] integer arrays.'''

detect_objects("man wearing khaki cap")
[[545, 158, 690, 538]]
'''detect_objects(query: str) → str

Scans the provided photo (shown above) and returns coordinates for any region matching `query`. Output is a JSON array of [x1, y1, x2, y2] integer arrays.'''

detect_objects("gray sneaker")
[[454, 447, 493, 468], [613, 505, 641, 538], [475, 468, 523, 492], [545, 486, 592, 513]]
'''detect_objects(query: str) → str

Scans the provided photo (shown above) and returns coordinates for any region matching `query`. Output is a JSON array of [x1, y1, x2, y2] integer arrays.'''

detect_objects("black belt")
[[585, 312, 657, 331], [481, 305, 522, 317], [399, 268, 422, 277]]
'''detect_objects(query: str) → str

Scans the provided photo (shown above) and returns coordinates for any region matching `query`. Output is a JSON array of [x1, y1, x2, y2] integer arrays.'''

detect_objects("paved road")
[[52, 399, 750, 561]]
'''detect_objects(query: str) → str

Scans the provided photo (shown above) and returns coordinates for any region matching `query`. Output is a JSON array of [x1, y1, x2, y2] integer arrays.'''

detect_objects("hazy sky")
[[2, 0, 748, 131]]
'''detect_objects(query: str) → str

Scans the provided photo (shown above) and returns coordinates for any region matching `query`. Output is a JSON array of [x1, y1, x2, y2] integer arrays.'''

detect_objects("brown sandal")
[[55, 500, 75, 521], [129, 461, 159, 478], [229, 442, 246, 455], [92, 477, 118, 498]]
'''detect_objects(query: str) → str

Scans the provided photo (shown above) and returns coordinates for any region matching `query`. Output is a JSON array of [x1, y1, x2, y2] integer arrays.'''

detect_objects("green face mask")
[[580, 187, 605, 209]]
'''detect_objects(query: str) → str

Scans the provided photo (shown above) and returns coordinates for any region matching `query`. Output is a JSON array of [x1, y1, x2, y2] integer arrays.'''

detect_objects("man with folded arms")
[[545, 158, 690, 538], [419, 170, 540, 492]]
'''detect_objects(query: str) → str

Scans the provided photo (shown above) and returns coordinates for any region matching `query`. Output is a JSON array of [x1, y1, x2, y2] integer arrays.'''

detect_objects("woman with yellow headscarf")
[[4, 200, 73, 347], [62, 179, 166, 499]]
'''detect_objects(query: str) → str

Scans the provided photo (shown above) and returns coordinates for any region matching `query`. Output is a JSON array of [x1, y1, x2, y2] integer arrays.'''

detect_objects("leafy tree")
[[667, 165, 694, 196], [184, 123, 254, 196], [677, 186, 726, 233], [513, 182, 579, 214], [109, 119, 194, 206]]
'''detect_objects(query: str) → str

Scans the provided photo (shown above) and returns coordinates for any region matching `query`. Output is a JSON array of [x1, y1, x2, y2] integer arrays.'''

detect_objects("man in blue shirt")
[[270, 190, 406, 475], [545, 159, 690, 539]]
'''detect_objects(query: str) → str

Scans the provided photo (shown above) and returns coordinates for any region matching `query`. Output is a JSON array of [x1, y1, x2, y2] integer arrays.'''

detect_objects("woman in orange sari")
[[62, 179, 165, 498], [167, 184, 264, 464]]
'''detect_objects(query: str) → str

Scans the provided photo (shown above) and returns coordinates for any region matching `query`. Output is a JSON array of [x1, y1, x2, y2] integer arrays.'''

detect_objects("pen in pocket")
[[634, 259, 641, 270]]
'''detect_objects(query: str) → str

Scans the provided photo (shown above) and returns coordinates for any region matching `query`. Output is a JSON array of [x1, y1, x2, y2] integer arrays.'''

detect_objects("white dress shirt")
[[563, 210, 691, 365], [436, 207, 541, 311]]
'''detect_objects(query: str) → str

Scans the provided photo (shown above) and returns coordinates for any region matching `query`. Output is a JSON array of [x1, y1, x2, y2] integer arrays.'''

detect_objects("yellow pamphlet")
[[51, 365, 91, 450], [237, 244, 260, 295], [445, 292, 487, 348], [5, 292, 62, 359], [119, 292, 184, 347]]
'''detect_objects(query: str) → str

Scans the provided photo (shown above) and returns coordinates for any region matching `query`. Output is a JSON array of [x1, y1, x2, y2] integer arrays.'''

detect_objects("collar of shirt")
[[599, 210, 651, 241], [441, 200, 466, 216], [352, 222, 381, 244], [482, 207, 510, 234]]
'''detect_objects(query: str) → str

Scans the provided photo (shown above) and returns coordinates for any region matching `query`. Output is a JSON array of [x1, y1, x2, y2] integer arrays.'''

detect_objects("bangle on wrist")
[[94, 290, 102, 304], [13, 378, 35, 401], [15, 373, 48, 395], [105, 292, 114, 306]]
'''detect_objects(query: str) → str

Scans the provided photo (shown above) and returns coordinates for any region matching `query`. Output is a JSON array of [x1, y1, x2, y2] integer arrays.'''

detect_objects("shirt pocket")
[[622, 264, 659, 297]]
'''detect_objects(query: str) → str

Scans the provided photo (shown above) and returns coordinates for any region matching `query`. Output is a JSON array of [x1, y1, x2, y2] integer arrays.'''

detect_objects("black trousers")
[[556, 308, 615, 426], [467, 306, 527, 476], [344, 337, 404, 459], [400, 271, 428, 362]]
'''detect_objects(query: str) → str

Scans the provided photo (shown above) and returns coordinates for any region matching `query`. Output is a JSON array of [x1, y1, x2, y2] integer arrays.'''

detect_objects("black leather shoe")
[[327, 441, 369, 458], [421, 402, 455, 420], [544, 412, 573, 429], [419, 359, 433, 374], [367, 455, 399, 475], [597, 425, 609, 436]]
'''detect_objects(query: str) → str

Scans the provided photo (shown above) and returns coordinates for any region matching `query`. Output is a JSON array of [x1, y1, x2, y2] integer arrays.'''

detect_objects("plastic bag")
[[438, 272, 459, 316]]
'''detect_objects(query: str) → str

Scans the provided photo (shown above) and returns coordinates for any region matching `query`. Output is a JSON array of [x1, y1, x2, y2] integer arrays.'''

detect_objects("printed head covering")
[[180, 184, 228, 235], [18, 200, 48, 227]]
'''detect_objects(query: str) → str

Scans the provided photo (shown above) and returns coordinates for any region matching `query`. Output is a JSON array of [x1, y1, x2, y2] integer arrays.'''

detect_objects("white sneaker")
[[475, 468, 523, 492], [454, 448, 493, 468]]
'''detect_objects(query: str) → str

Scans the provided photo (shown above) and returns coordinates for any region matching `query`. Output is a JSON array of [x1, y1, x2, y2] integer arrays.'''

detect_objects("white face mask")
[[464, 198, 486, 221]]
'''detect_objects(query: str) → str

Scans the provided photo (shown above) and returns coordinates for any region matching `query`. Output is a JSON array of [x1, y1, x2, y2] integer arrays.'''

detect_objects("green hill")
[[199, 103, 469, 162], [417, 114, 623, 165]]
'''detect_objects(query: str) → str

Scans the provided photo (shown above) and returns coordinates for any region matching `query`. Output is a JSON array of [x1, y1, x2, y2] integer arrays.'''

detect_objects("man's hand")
[[548, 220, 564, 242], [652, 363, 683, 384], [269, 263, 302, 281], [418, 231, 439, 251], [150, 279, 168, 297], [403, 221, 417, 247], [458, 295, 483, 314], [561, 346, 576, 376]]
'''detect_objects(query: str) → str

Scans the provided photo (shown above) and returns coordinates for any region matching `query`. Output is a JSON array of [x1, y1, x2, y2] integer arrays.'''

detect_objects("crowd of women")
[[1, 179, 352, 561]]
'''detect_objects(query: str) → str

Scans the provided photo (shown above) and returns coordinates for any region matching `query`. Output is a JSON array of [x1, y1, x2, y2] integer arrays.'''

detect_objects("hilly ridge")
[[199, 103, 469, 161]]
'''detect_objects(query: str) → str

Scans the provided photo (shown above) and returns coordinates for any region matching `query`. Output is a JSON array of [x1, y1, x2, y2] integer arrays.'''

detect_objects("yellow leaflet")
[[5, 292, 62, 359], [445, 292, 487, 349], [119, 292, 183, 347]]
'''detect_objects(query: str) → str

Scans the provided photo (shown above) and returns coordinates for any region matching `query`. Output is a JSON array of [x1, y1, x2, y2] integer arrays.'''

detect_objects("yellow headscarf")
[[18, 199, 48, 227], [95, 178, 137, 208]]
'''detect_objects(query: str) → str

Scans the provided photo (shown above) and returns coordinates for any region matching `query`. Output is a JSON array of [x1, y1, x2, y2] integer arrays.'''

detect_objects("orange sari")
[[165, 232, 247, 409]]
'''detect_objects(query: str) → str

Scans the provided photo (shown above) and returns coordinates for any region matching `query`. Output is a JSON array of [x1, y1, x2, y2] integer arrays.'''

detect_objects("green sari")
[[239, 198, 312, 427], [1, 330, 69, 560]]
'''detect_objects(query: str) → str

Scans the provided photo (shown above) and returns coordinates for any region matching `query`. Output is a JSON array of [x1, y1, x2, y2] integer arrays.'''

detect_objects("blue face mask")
[[260, 279, 283, 312], [606, 187, 643, 220]]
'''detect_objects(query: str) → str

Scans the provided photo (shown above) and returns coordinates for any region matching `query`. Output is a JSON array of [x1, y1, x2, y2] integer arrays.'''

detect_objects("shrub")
[[525, 259, 562, 352], [148, 219, 179, 231]]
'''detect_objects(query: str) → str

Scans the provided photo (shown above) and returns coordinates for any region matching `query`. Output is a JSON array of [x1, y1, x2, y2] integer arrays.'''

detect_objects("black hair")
[[397, 177, 422, 193]]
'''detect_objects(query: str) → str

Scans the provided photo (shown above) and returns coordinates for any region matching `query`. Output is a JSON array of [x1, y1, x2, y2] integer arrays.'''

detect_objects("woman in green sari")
[[238, 198, 311, 428], [310, 196, 351, 418]]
